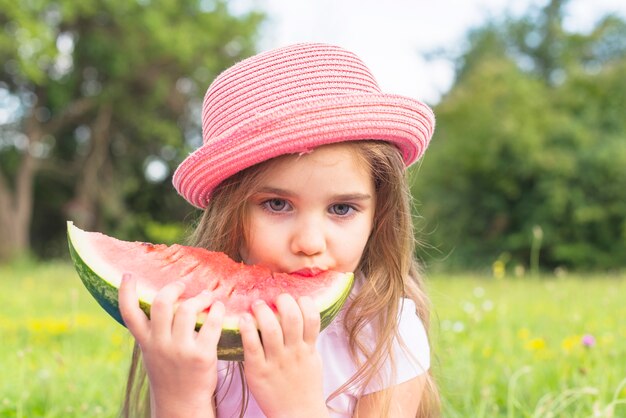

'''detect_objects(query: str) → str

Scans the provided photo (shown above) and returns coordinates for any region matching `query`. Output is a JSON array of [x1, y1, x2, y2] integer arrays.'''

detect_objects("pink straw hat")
[[173, 43, 435, 208]]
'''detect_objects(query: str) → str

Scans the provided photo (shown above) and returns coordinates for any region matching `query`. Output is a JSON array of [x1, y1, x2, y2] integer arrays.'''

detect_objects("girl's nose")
[[290, 216, 327, 256]]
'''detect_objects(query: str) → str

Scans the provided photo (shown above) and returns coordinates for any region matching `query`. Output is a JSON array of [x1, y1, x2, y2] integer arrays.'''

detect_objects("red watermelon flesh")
[[67, 222, 354, 360]]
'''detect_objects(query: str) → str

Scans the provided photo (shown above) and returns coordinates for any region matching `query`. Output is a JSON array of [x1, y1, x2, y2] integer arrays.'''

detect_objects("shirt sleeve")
[[363, 298, 431, 394]]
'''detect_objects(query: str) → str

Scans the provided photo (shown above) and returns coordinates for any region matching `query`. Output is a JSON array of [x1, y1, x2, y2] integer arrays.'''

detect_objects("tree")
[[413, 1, 626, 270], [0, 0, 264, 260]]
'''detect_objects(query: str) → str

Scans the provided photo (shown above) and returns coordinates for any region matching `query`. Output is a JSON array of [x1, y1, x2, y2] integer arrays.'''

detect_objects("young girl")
[[118, 43, 439, 417]]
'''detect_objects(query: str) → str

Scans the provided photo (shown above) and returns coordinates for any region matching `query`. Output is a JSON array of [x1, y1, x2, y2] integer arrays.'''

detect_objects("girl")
[[118, 43, 439, 417]]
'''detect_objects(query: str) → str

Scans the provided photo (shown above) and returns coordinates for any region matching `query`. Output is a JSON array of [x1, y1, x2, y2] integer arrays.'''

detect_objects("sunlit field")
[[1, 262, 624, 417], [429, 273, 626, 417]]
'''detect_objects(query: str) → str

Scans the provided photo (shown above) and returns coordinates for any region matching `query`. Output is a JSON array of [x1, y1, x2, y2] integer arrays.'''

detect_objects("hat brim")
[[173, 93, 434, 209]]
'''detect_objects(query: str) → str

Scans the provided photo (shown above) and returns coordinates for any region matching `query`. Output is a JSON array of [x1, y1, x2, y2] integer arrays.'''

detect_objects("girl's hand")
[[239, 294, 329, 418], [119, 273, 224, 418]]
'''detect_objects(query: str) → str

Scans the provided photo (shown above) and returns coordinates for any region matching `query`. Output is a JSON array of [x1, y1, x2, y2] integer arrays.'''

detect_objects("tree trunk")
[[0, 172, 21, 260], [66, 104, 113, 231], [0, 117, 42, 260], [0, 97, 94, 261]]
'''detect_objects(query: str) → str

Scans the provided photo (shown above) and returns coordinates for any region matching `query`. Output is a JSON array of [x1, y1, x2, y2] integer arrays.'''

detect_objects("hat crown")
[[202, 43, 382, 142], [173, 42, 434, 209]]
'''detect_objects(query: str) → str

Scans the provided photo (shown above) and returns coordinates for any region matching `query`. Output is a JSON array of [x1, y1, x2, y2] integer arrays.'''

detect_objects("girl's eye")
[[263, 198, 290, 212], [329, 204, 354, 216]]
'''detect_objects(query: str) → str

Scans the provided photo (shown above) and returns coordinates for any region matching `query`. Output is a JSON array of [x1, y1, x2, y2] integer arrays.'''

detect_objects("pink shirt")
[[215, 296, 430, 417]]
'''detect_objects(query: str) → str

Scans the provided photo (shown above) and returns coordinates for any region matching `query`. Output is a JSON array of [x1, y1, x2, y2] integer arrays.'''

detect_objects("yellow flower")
[[482, 346, 493, 358], [525, 337, 546, 351], [26, 317, 69, 335], [492, 260, 505, 279], [0, 317, 17, 332], [600, 333, 614, 346], [517, 328, 530, 340], [561, 335, 580, 354], [110, 332, 127, 348]]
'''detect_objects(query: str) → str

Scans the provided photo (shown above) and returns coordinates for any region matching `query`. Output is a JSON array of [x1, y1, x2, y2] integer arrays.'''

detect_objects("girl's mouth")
[[290, 268, 326, 277]]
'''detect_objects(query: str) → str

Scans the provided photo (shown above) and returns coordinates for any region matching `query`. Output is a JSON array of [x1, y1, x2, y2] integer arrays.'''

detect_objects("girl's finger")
[[298, 296, 321, 344], [149, 281, 186, 340], [251, 300, 284, 355], [276, 293, 304, 346], [171, 290, 216, 343], [239, 312, 264, 363], [118, 273, 149, 341], [197, 300, 225, 347]]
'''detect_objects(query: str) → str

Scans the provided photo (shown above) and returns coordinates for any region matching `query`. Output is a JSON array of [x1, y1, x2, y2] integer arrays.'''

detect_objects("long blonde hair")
[[121, 141, 439, 417]]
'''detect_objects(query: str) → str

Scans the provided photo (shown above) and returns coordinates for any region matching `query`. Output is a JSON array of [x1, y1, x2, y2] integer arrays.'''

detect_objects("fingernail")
[[122, 273, 131, 281]]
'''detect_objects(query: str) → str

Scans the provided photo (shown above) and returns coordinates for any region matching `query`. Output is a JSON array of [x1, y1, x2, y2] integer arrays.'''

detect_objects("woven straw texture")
[[173, 43, 435, 208]]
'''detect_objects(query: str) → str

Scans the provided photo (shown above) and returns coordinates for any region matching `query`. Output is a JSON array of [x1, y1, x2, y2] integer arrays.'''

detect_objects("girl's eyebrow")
[[257, 187, 372, 201], [332, 193, 372, 201], [256, 187, 297, 197]]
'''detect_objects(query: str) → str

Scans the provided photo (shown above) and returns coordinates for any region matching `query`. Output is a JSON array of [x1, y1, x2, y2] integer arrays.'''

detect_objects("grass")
[[428, 273, 626, 417], [0, 262, 132, 417], [0, 262, 625, 417]]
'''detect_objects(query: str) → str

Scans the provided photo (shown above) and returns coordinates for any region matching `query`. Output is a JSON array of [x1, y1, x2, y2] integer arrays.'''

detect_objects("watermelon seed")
[[141, 242, 157, 251]]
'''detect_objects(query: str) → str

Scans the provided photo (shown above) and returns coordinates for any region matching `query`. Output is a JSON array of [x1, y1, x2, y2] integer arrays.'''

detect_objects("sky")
[[234, 0, 626, 104]]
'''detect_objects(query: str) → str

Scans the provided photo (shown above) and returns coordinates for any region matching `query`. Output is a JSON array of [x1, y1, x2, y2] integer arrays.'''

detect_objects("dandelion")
[[581, 334, 596, 348], [473, 287, 485, 298], [492, 260, 505, 279], [482, 346, 493, 358], [37, 368, 51, 381], [452, 321, 465, 333], [26, 317, 70, 335], [561, 335, 580, 354], [525, 337, 546, 351], [517, 327, 530, 340], [441, 319, 452, 331], [462, 301, 475, 314], [110, 332, 125, 347]]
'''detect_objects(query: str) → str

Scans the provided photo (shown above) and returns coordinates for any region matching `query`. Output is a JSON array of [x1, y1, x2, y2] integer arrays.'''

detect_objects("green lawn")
[[1, 262, 624, 417], [428, 273, 626, 417]]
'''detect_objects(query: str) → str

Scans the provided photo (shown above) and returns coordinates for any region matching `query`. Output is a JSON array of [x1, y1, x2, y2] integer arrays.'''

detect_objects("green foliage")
[[0, 0, 264, 258], [413, 4, 626, 270], [143, 219, 187, 245]]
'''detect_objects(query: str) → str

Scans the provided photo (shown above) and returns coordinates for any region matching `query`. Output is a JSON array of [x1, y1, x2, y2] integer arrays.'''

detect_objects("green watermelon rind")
[[67, 221, 354, 361]]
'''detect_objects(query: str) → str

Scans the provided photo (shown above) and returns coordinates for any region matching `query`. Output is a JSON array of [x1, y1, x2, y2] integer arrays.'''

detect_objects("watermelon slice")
[[66, 221, 354, 361]]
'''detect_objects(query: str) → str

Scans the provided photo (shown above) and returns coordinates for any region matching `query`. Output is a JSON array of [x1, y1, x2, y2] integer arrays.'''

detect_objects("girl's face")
[[240, 143, 375, 275]]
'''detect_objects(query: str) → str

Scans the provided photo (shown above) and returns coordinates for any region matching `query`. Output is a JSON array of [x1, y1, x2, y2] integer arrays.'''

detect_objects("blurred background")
[[2, 0, 625, 273], [1, 0, 625, 416]]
